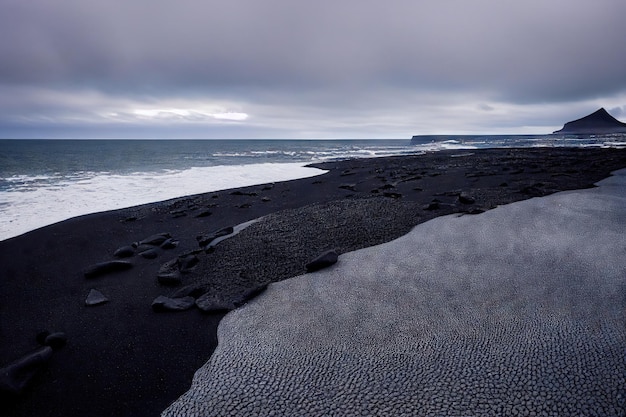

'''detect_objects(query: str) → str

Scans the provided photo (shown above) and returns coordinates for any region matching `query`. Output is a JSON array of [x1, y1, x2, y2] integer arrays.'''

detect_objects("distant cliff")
[[553, 108, 626, 134]]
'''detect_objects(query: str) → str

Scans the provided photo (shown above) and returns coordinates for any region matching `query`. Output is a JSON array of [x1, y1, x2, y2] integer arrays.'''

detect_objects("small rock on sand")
[[152, 296, 195, 312], [85, 289, 109, 306]]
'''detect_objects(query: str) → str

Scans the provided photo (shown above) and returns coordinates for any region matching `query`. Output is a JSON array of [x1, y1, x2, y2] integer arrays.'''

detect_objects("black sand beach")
[[1, 147, 626, 417]]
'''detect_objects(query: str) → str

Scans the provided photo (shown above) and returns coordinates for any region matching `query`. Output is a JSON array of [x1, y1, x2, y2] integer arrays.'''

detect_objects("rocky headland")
[[553, 107, 626, 134]]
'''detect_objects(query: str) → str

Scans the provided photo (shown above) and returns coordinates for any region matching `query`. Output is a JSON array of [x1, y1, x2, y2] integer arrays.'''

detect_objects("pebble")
[[85, 288, 109, 306], [151, 295, 195, 312]]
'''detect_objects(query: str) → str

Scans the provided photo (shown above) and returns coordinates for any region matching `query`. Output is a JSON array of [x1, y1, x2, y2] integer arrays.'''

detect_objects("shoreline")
[[1, 147, 626, 416]]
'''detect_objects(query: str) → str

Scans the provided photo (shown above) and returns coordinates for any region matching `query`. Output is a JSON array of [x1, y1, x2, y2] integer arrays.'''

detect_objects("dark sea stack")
[[553, 108, 626, 134]]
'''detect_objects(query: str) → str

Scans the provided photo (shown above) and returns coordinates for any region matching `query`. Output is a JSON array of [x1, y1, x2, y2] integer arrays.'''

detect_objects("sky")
[[1, 0, 626, 139]]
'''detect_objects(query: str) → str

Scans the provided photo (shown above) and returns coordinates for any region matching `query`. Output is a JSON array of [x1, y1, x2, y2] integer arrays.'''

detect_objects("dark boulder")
[[139, 233, 171, 246], [157, 272, 182, 286], [458, 192, 476, 205], [113, 246, 135, 258], [305, 250, 339, 272], [178, 254, 199, 271], [160, 238, 179, 249], [197, 226, 234, 248], [0, 346, 53, 395], [139, 249, 158, 259], [43, 332, 67, 350], [84, 261, 133, 278]]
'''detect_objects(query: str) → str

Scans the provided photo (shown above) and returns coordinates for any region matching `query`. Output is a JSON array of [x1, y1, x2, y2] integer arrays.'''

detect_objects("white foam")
[[0, 163, 325, 241]]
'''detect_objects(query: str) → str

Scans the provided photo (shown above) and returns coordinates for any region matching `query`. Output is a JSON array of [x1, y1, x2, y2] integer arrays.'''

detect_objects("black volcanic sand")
[[1, 148, 626, 417]]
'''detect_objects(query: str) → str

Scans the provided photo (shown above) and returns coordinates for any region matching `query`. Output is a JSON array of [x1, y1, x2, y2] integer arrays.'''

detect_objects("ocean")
[[1, 135, 625, 241]]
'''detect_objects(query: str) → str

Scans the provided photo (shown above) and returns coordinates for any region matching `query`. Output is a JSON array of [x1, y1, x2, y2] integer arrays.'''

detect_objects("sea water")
[[1, 136, 624, 241]]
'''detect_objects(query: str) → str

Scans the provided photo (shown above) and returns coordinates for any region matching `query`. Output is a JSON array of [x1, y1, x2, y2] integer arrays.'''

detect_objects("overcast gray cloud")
[[1, 0, 625, 138]]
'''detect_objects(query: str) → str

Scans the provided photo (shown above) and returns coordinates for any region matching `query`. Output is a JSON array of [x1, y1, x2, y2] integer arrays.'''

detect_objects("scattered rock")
[[195, 210, 213, 218], [84, 261, 133, 279], [85, 289, 109, 306], [43, 332, 67, 350], [230, 190, 257, 196], [178, 254, 199, 272], [238, 203, 252, 209], [170, 210, 187, 218], [160, 238, 179, 249], [383, 192, 402, 199], [120, 216, 138, 222], [423, 201, 440, 211], [135, 244, 155, 253], [139, 249, 158, 259], [113, 246, 135, 258], [339, 183, 356, 191], [0, 346, 53, 395], [139, 233, 171, 246], [305, 250, 339, 272], [458, 192, 476, 205], [261, 197, 271, 202], [172, 284, 208, 299], [157, 272, 182, 286], [151, 296, 195, 312], [197, 227, 234, 248], [157, 259, 183, 286]]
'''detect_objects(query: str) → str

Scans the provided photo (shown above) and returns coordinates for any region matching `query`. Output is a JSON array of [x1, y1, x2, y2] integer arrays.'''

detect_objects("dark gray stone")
[[84, 261, 133, 278], [195, 210, 213, 218], [43, 332, 67, 350], [172, 284, 208, 299], [151, 296, 195, 312], [0, 346, 53, 395], [178, 254, 199, 271], [85, 289, 109, 306], [139, 233, 171, 246], [305, 250, 339, 272], [458, 192, 476, 204], [160, 238, 179, 249], [113, 245, 135, 258], [197, 226, 234, 248], [139, 249, 158, 259], [157, 271, 182, 286]]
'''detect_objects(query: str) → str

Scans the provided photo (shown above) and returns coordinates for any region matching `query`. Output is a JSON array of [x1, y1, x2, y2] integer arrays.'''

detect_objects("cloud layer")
[[1, 0, 626, 138]]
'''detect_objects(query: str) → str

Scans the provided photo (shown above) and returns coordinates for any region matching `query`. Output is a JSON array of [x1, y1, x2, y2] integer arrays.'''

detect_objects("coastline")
[[1, 147, 626, 416]]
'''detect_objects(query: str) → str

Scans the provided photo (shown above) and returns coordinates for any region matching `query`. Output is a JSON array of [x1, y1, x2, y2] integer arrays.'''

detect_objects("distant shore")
[[1, 147, 626, 417]]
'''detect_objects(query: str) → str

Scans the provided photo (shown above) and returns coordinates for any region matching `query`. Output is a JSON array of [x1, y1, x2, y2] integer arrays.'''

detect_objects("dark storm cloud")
[[1, 0, 626, 137]]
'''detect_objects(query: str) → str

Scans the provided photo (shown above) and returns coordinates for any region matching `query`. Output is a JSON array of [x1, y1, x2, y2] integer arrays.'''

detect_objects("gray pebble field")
[[164, 170, 626, 416]]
